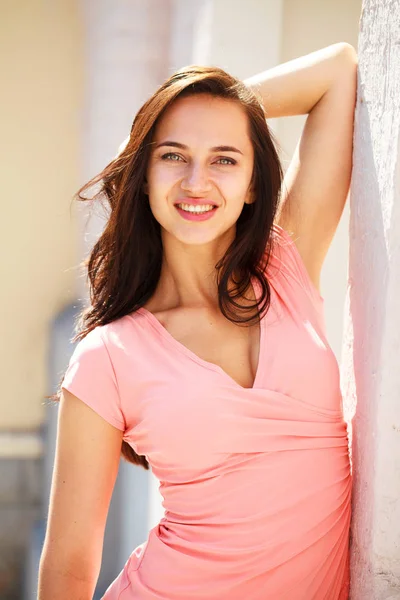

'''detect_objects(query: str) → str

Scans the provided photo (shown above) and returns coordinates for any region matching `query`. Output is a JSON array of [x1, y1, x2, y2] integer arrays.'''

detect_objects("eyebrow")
[[153, 141, 243, 155]]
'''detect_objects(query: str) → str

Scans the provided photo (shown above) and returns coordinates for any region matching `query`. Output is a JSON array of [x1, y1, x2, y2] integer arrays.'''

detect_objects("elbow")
[[338, 42, 358, 66], [335, 43, 358, 105]]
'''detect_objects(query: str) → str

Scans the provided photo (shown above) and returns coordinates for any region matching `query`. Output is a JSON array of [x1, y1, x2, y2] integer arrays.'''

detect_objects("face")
[[145, 94, 255, 247]]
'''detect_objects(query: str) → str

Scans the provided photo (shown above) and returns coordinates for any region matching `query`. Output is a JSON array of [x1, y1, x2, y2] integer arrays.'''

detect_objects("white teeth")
[[176, 203, 215, 213]]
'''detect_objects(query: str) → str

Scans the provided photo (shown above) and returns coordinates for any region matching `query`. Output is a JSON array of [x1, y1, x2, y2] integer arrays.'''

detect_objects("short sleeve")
[[61, 326, 126, 431], [271, 224, 324, 306]]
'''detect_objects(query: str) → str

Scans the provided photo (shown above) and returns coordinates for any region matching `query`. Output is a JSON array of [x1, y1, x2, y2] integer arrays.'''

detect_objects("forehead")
[[153, 94, 252, 151]]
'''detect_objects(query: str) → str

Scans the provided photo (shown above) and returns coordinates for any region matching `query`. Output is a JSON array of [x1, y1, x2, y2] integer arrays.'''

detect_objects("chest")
[[119, 290, 341, 472], [153, 308, 261, 389]]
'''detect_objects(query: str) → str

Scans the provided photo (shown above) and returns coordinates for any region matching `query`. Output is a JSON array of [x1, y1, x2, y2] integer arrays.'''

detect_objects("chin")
[[161, 224, 227, 247], [175, 231, 221, 246]]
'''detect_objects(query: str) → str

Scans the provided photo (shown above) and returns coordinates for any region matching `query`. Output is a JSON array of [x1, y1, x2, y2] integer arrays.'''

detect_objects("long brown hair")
[[48, 65, 283, 470]]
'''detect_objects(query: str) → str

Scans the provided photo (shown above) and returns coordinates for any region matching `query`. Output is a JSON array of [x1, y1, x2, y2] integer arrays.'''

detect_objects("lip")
[[174, 204, 218, 222], [174, 198, 218, 207]]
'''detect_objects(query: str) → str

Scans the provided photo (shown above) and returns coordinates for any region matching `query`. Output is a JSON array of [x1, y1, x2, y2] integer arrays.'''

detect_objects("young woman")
[[38, 42, 357, 599]]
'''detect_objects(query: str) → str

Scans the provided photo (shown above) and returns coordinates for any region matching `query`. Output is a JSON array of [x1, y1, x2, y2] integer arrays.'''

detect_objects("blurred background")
[[1, 1, 361, 598]]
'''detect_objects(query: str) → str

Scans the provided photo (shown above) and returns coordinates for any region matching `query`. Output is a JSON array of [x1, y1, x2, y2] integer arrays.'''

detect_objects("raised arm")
[[245, 43, 358, 294], [38, 389, 124, 599]]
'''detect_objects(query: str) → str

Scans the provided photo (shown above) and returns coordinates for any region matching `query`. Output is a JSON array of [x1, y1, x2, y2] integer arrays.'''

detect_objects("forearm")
[[38, 558, 97, 600], [244, 42, 357, 118]]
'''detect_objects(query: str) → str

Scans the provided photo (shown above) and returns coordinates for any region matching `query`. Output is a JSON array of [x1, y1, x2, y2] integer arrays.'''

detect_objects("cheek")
[[147, 170, 174, 208], [219, 174, 252, 205], [148, 162, 183, 186], [147, 174, 177, 224]]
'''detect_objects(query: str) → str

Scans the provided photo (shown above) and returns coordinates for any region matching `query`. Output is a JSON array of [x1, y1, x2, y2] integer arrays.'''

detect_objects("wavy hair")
[[48, 65, 284, 470]]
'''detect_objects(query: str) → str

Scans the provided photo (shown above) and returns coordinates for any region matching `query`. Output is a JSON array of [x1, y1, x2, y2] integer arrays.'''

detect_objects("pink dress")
[[62, 224, 352, 599]]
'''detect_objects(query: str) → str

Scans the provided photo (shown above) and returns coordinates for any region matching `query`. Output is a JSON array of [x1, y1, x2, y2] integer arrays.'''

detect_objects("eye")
[[216, 157, 236, 165], [161, 152, 183, 161], [160, 153, 236, 165]]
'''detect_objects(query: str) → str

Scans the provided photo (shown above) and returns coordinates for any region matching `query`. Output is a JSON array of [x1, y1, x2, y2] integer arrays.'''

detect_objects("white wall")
[[342, 0, 400, 597]]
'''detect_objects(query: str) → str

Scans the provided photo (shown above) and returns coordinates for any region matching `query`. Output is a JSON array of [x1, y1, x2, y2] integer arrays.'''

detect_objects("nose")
[[180, 161, 212, 195]]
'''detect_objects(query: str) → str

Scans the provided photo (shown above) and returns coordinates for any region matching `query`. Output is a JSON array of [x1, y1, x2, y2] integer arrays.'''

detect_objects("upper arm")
[[40, 389, 123, 582], [276, 43, 358, 292]]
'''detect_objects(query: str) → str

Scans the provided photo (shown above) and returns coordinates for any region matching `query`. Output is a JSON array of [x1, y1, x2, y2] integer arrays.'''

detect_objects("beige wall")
[[1, 1, 83, 436], [280, 0, 361, 151]]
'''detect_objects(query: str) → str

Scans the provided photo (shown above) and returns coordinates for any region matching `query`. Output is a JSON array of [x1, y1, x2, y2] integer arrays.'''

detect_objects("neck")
[[151, 228, 235, 311]]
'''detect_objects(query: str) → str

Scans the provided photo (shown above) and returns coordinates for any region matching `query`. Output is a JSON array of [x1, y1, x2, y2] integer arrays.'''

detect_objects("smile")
[[174, 203, 218, 221], [176, 203, 215, 213]]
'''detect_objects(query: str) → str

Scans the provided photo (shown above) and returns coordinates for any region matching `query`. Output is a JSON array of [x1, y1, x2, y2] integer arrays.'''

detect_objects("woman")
[[38, 42, 357, 599]]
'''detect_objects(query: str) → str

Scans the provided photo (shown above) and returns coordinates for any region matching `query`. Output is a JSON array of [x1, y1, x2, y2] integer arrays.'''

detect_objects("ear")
[[244, 191, 255, 205], [143, 179, 149, 195], [244, 181, 255, 205]]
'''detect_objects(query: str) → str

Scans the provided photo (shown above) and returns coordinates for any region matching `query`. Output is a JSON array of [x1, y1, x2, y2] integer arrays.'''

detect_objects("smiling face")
[[145, 94, 255, 247]]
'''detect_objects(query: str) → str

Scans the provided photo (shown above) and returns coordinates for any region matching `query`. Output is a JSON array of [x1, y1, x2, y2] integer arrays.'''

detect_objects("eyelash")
[[160, 152, 236, 166]]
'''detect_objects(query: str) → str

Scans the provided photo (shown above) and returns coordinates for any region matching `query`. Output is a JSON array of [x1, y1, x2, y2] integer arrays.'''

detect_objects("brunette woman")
[[38, 42, 357, 599]]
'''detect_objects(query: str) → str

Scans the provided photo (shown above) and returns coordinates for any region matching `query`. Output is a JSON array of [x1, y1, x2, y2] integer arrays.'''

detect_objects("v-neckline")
[[134, 276, 265, 391]]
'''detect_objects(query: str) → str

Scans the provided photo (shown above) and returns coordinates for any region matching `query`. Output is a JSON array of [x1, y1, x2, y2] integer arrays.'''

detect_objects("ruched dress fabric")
[[62, 224, 352, 600]]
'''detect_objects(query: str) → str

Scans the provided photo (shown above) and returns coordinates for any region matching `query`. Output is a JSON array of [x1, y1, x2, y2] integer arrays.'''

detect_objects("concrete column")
[[169, 0, 213, 71], [206, 0, 283, 76], [205, 0, 283, 137], [341, 1, 400, 597], [67, 1, 172, 594], [79, 0, 172, 291]]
